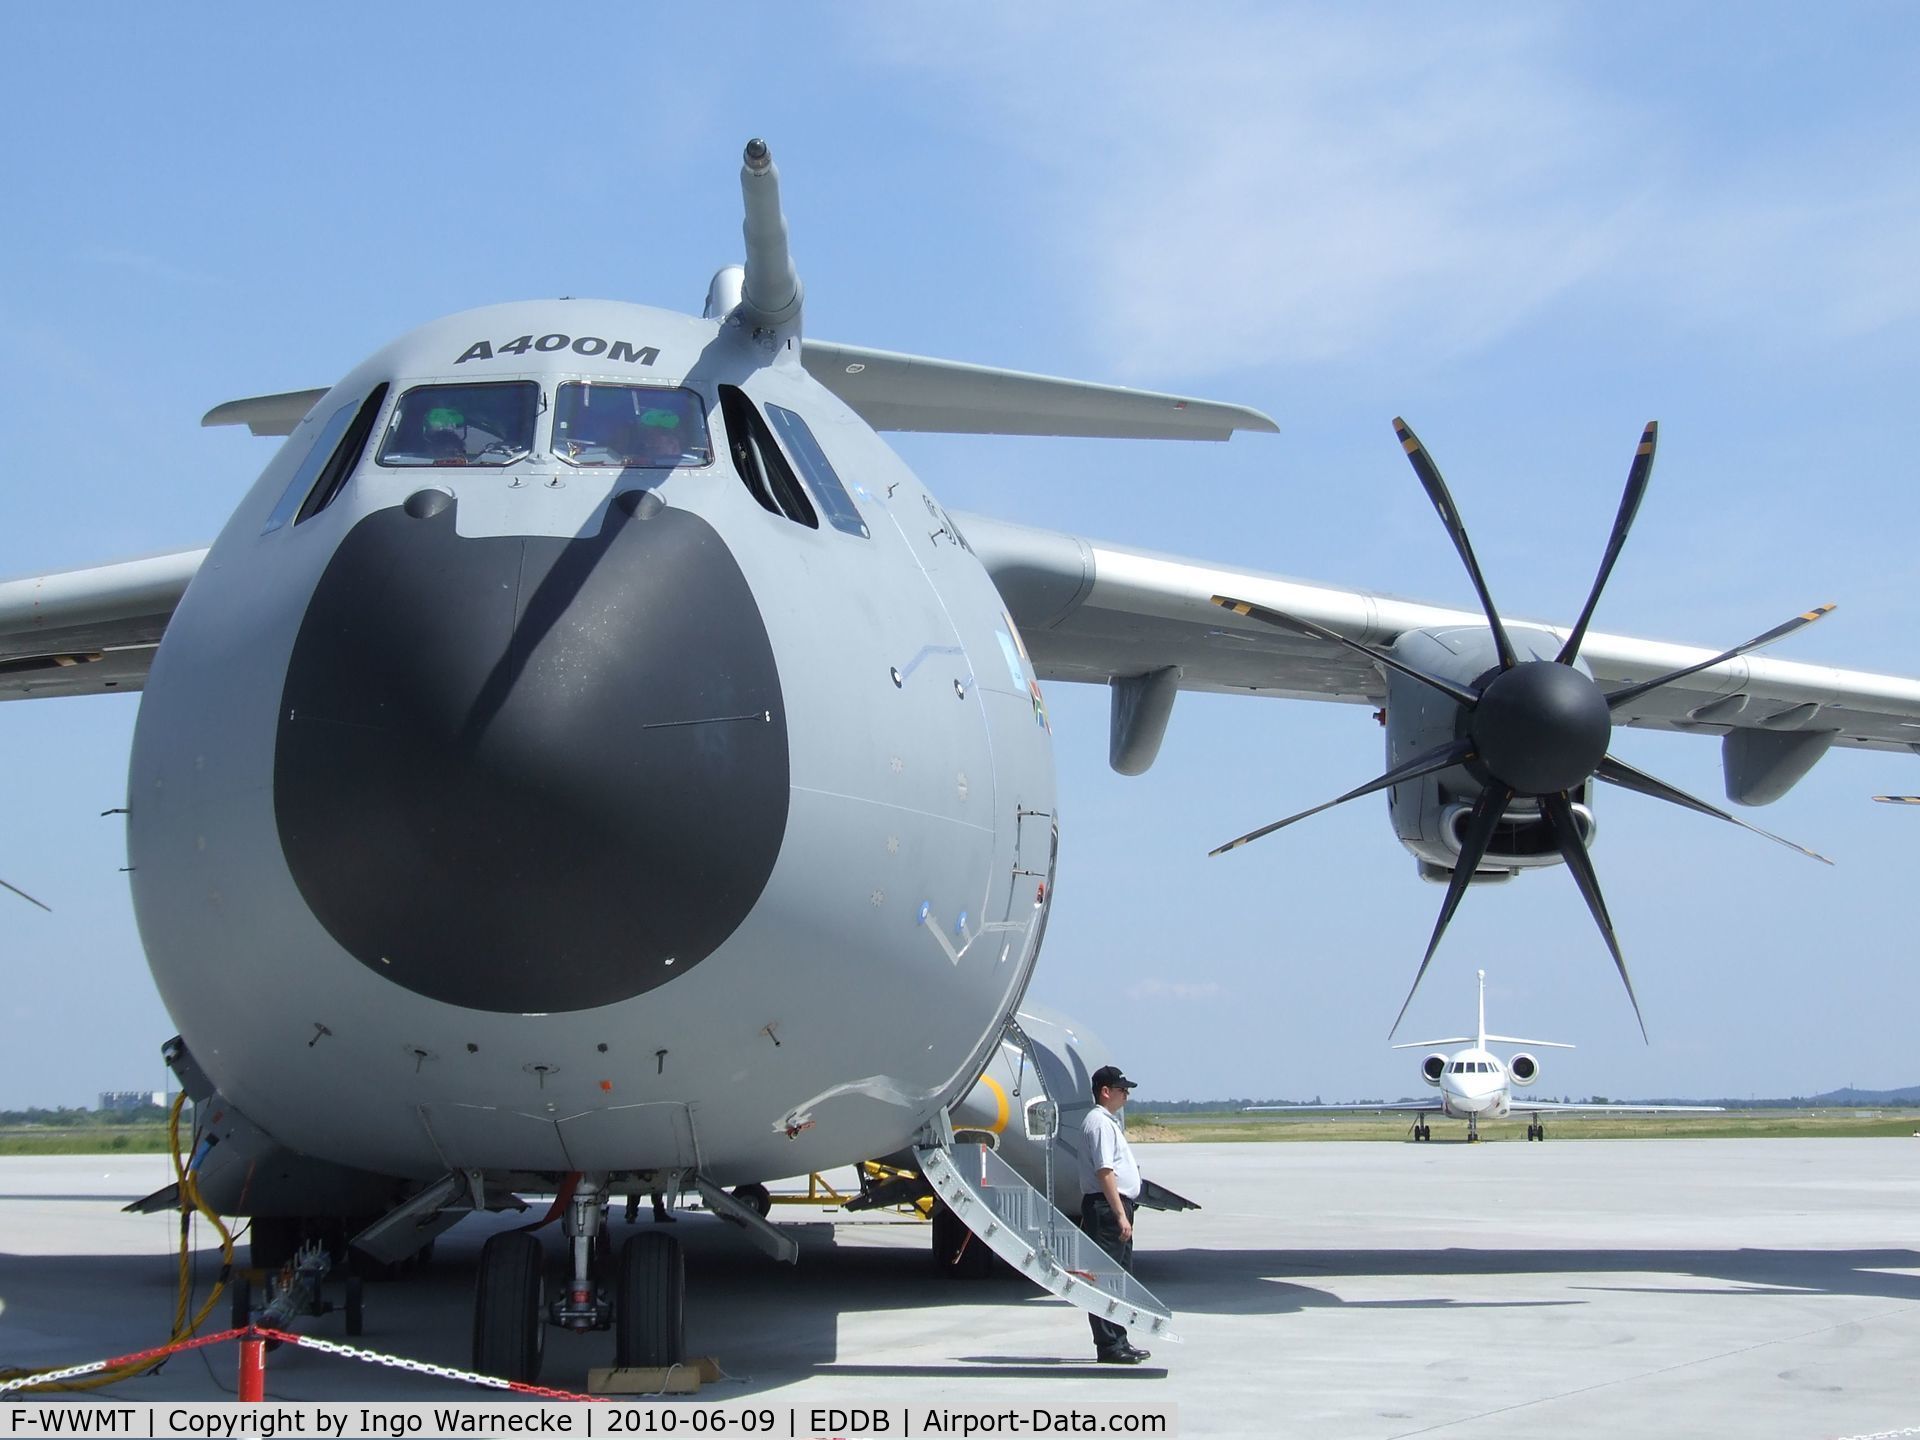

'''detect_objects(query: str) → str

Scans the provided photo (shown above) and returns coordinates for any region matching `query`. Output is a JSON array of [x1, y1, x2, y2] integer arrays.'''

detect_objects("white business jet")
[[1251, 971, 1723, 1141]]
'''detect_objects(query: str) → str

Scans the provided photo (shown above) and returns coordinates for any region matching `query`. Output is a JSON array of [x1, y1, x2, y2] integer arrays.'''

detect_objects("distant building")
[[97, 1090, 168, 1113]]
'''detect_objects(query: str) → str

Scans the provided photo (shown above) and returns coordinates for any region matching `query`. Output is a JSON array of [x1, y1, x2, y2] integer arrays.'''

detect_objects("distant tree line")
[[0, 1103, 174, 1127], [1132, 1084, 1920, 1112]]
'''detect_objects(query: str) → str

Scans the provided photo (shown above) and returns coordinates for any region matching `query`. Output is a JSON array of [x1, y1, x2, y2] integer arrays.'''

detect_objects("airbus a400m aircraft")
[[4, 140, 1919, 1380]]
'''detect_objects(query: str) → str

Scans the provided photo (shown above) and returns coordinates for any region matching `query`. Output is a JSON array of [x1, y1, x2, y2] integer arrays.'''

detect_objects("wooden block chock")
[[588, 1357, 724, 1395]]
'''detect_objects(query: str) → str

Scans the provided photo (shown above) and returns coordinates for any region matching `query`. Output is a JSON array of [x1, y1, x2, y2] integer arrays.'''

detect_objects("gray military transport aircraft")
[[3, 139, 1919, 1381]]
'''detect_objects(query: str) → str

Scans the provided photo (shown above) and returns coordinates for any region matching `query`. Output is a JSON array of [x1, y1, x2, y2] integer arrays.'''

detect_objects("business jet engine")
[[1419, 1053, 1448, 1087], [1508, 1052, 1541, 1086], [1209, 419, 1832, 1039]]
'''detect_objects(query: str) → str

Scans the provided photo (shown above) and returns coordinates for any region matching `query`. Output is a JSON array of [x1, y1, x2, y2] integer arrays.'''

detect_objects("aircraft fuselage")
[[129, 300, 1059, 1189]]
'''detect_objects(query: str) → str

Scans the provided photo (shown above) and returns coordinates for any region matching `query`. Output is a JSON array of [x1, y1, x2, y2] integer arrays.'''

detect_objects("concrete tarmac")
[[2, 1139, 1917, 1438]]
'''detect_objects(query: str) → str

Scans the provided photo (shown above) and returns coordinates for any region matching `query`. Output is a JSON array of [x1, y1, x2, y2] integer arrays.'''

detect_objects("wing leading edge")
[[800, 341, 1279, 440], [202, 352, 1279, 445], [0, 549, 207, 701], [1244, 1101, 1445, 1115], [956, 511, 1920, 783]]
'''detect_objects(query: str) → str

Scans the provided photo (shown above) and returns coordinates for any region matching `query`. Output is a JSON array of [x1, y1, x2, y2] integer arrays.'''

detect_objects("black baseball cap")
[[1091, 1065, 1136, 1094]]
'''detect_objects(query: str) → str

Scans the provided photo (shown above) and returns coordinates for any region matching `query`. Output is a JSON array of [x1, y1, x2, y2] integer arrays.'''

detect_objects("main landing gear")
[[472, 1174, 686, 1384], [1526, 1121, 1547, 1141], [1409, 1122, 1432, 1142]]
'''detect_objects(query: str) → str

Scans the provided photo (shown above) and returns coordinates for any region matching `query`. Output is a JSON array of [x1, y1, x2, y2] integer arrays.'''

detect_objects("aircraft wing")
[[801, 341, 1278, 441], [955, 511, 1920, 779], [1510, 1100, 1725, 1115], [1243, 1101, 1444, 1115], [0, 549, 207, 700]]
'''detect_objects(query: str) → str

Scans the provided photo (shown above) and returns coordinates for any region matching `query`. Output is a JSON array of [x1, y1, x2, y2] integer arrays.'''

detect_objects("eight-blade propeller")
[[1211, 418, 1833, 1041]]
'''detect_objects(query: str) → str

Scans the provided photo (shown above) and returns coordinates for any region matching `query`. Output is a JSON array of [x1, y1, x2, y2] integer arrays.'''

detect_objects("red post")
[[237, 1332, 266, 1402]]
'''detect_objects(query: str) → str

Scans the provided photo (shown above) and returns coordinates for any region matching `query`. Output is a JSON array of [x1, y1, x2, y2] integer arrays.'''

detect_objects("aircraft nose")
[[273, 491, 789, 1012]]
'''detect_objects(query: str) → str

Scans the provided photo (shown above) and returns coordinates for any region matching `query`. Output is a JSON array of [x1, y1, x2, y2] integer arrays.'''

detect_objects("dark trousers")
[[1076, 1192, 1137, 1352]]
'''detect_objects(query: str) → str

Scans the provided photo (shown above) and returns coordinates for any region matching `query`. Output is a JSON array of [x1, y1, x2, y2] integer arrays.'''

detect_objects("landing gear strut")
[[549, 1177, 614, 1336], [1466, 1114, 1481, 1143], [471, 1174, 686, 1383]]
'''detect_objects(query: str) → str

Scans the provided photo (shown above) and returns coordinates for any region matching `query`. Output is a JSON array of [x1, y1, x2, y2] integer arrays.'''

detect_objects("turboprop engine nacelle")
[[1509, 1052, 1541, 1086], [1420, 1053, 1448, 1087], [1385, 625, 1597, 882]]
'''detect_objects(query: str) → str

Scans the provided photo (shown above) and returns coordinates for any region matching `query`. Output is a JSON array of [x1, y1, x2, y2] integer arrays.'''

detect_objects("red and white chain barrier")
[[2, 1327, 609, 1402]]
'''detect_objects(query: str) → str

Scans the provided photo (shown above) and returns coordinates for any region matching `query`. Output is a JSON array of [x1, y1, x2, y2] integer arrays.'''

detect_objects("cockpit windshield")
[[377, 382, 539, 467], [554, 383, 712, 469]]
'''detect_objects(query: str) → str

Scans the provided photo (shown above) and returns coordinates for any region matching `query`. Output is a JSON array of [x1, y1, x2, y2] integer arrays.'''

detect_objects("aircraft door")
[[1005, 806, 1058, 981]]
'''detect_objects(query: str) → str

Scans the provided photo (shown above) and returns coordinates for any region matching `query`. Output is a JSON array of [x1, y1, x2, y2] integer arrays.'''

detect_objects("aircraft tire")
[[344, 1273, 365, 1337], [616, 1232, 686, 1367], [473, 1231, 546, 1383], [731, 1183, 773, 1219]]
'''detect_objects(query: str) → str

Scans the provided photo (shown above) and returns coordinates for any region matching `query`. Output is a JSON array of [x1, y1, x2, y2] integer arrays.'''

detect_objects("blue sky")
[[3, 5, 1918, 1108]]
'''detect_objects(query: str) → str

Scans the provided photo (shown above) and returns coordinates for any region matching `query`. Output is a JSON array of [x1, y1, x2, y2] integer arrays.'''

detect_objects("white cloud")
[[866, 8, 1920, 376], [1125, 978, 1225, 1002], [80, 246, 214, 287]]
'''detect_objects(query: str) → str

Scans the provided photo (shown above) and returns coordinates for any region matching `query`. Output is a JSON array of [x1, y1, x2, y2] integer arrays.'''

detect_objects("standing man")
[[1076, 1064, 1151, 1364]]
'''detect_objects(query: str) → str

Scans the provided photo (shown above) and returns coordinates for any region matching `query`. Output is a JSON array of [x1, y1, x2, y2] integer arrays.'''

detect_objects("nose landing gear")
[[471, 1173, 686, 1384]]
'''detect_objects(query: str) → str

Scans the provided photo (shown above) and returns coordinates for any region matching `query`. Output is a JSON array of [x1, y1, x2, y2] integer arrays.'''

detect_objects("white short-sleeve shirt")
[[1079, 1104, 1141, 1200]]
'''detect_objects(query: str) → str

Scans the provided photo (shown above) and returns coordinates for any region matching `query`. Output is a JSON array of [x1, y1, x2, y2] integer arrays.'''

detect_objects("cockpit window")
[[554, 383, 712, 468], [377, 382, 539, 467]]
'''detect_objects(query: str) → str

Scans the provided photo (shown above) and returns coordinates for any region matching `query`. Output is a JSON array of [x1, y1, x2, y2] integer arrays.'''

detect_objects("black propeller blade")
[[1215, 418, 1834, 1039], [0, 876, 51, 912], [1541, 791, 1645, 1041], [1557, 422, 1656, 666], [1594, 755, 1831, 864], [1394, 418, 1518, 671], [1210, 737, 1477, 856], [1390, 781, 1510, 1039], [1604, 605, 1836, 711], [1209, 595, 1479, 707]]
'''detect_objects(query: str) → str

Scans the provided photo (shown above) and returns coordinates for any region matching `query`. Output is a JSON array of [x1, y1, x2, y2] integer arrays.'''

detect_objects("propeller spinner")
[[1211, 419, 1832, 1041]]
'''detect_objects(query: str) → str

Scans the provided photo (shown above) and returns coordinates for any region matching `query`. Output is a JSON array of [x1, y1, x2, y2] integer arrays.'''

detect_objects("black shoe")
[[1096, 1347, 1144, 1365]]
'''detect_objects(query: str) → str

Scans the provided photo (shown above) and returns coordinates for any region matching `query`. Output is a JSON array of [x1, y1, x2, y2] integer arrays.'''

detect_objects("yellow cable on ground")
[[1, 1094, 235, 1393]]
